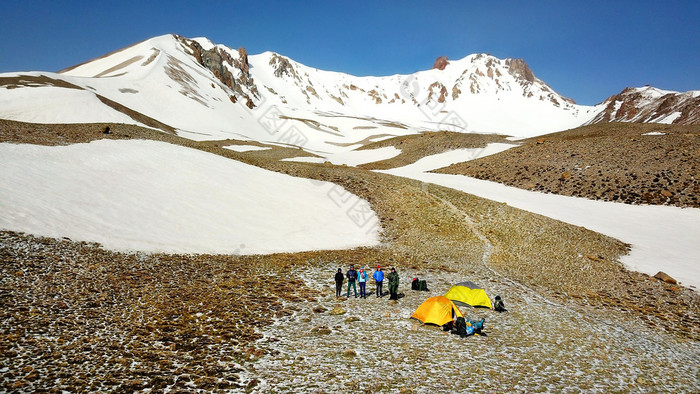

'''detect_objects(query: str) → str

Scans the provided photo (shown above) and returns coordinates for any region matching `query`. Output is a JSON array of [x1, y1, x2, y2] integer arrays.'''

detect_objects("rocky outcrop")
[[270, 53, 299, 80], [176, 35, 258, 101], [505, 58, 535, 83], [428, 82, 448, 103], [432, 56, 449, 70]]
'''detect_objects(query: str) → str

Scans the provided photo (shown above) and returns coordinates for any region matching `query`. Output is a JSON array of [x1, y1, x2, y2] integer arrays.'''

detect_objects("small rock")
[[25, 370, 39, 381], [246, 378, 259, 390], [312, 305, 327, 313], [343, 349, 357, 357], [12, 380, 28, 390], [312, 326, 332, 335], [654, 271, 677, 284]]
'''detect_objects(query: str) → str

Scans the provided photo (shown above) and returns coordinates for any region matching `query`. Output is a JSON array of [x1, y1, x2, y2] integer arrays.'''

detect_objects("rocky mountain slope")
[[587, 86, 700, 125], [435, 122, 700, 208]]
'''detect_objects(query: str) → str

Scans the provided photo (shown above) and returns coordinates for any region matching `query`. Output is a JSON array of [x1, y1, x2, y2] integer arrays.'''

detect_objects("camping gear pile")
[[411, 277, 429, 291]]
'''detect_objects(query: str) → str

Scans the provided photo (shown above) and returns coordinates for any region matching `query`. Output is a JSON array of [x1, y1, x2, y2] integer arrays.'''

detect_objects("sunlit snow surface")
[[380, 144, 700, 289], [0, 140, 380, 254]]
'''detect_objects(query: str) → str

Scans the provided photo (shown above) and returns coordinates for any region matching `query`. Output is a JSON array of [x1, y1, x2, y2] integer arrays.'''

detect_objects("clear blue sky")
[[1, 0, 698, 105]]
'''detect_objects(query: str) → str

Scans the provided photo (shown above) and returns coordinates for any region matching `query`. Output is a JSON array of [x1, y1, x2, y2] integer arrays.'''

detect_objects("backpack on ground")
[[411, 278, 429, 291], [453, 317, 471, 337], [419, 279, 428, 291]]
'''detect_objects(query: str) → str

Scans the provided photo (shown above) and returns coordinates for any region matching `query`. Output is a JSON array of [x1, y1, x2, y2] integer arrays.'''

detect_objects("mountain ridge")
[[1, 34, 698, 155]]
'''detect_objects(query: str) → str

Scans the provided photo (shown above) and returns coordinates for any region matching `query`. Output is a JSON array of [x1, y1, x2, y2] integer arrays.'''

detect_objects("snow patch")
[[0, 140, 381, 254], [224, 145, 271, 152]]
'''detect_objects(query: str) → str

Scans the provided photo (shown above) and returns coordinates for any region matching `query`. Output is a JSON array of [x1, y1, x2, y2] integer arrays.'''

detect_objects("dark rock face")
[[432, 56, 449, 70], [176, 36, 258, 101], [505, 58, 535, 83]]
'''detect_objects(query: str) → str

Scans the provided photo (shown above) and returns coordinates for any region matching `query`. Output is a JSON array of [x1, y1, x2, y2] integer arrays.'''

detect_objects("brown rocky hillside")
[[436, 123, 700, 208]]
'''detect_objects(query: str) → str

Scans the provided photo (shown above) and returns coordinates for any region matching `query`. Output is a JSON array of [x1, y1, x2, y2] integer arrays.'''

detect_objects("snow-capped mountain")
[[586, 86, 700, 125], [0, 34, 696, 155]]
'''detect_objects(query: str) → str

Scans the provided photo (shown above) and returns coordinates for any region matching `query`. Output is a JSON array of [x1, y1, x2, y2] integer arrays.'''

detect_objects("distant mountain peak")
[[587, 86, 700, 125]]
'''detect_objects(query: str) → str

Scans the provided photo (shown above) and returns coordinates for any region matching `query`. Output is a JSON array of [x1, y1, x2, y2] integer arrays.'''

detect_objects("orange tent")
[[411, 296, 463, 326]]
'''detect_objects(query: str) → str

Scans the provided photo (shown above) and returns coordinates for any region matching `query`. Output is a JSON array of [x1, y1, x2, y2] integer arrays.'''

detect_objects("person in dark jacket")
[[373, 266, 384, 297], [387, 267, 399, 300], [334, 268, 344, 297], [494, 295, 507, 312], [346, 265, 358, 298]]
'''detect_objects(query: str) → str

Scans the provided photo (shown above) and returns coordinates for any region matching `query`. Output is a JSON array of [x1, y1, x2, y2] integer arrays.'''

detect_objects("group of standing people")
[[335, 265, 400, 300]]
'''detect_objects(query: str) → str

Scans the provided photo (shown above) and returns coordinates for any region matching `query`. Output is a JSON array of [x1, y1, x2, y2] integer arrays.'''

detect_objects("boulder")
[[654, 271, 677, 284]]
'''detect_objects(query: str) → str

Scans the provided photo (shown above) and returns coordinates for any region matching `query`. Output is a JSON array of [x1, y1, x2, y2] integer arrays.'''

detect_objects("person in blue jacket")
[[373, 266, 384, 297], [358, 267, 369, 299]]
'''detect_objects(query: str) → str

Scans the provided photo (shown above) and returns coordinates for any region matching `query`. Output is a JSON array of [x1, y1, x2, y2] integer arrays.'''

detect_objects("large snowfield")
[[0, 139, 380, 254], [381, 144, 700, 290]]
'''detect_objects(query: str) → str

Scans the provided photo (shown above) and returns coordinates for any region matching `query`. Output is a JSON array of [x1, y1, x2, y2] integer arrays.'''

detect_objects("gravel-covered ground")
[[255, 260, 700, 392]]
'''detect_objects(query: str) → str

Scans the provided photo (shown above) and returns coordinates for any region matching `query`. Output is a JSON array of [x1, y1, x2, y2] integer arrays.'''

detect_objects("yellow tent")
[[444, 281, 493, 309], [411, 296, 463, 326]]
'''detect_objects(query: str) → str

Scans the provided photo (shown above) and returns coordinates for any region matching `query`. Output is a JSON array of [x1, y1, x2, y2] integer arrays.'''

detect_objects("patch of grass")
[[358, 130, 507, 170]]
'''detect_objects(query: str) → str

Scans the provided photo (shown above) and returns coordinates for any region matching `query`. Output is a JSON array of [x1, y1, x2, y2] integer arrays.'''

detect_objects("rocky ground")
[[2, 120, 699, 391], [436, 123, 700, 208]]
